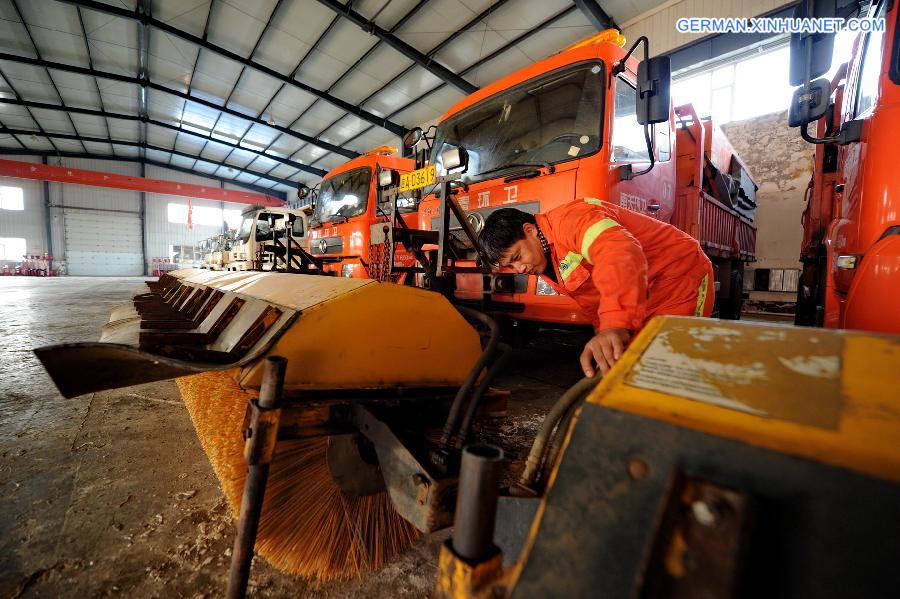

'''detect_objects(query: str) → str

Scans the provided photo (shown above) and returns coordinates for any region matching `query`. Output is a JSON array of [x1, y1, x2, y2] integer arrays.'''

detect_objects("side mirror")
[[636, 56, 671, 125], [291, 217, 305, 237], [441, 145, 469, 172], [788, 78, 831, 126], [402, 127, 424, 149], [297, 185, 311, 200], [789, 0, 837, 86], [378, 168, 399, 189]]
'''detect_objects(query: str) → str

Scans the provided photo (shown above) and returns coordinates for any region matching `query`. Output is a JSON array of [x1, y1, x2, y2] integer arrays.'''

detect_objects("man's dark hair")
[[479, 208, 536, 265]]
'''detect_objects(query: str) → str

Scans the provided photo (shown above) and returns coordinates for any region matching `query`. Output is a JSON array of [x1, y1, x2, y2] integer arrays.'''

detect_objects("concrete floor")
[[0, 276, 585, 598]]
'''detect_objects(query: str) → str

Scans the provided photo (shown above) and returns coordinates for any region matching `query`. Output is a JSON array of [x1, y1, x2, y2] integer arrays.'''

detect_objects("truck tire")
[[717, 269, 744, 320], [795, 253, 826, 327]]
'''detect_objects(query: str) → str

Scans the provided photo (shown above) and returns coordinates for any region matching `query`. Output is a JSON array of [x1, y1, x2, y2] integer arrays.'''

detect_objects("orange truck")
[[306, 147, 418, 281], [412, 30, 756, 325], [790, 0, 900, 334]]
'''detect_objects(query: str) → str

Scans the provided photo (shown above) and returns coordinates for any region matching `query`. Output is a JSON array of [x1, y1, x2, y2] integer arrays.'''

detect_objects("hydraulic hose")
[[440, 307, 500, 447], [537, 393, 583, 488], [516, 373, 602, 490], [454, 342, 512, 450]]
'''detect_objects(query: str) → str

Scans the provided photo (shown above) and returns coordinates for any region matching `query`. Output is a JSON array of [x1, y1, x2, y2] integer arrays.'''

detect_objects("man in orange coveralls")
[[479, 198, 715, 377]]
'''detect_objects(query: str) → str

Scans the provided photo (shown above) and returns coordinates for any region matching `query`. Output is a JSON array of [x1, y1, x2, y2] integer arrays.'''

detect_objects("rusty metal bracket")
[[226, 356, 287, 599], [639, 473, 756, 599], [351, 403, 457, 533]]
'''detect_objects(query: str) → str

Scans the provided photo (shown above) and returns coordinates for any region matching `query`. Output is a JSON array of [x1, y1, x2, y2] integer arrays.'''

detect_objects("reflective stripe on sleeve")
[[559, 251, 584, 280], [694, 274, 709, 316], [580, 218, 620, 264], [584, 197, 604, 206]]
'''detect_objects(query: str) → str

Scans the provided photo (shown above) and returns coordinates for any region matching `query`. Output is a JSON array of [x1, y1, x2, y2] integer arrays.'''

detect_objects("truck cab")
[[226, 205, 309, 272], [417, 30, 755, 325], [198, 237, 214, 269], [307, 147, 416, 280]]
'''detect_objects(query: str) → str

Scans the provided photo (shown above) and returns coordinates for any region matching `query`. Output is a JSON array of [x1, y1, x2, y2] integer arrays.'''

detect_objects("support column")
[[140, 160, 149, 276], [41, 155, 53, 272]]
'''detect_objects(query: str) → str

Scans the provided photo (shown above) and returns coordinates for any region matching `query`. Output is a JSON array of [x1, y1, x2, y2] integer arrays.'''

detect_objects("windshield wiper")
[[475, 161, 556, 180]]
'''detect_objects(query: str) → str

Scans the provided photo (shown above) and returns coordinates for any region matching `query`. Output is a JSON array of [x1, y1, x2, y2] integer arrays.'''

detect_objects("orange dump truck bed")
[[673, 104, 757, 263]]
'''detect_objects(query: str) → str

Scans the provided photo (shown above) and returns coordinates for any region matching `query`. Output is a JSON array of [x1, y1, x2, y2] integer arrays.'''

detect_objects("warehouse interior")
[[2, 0, 898, 597]]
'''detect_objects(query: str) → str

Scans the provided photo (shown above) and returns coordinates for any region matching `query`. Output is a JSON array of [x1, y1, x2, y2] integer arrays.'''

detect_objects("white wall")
[[621, 0, 791, 56], [0, 155, 46, 266], [143, 164, 251, 267], [0, 155, 277, 274], [721, 110, 813, 302]]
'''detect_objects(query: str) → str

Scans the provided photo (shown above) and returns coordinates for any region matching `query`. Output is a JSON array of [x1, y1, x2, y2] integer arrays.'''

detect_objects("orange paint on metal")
[[309, 152, 416, 278], [0, 158, 284, 206], [365, 145, 398, 156], [418, 37, 754, 325], [795, 0, 900, 334], [562, 28, 627, 52]]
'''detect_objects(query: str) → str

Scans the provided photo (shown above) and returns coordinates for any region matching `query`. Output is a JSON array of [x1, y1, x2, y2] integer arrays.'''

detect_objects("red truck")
[[790, 0, 900, 333], [411, 30, 757, 325]]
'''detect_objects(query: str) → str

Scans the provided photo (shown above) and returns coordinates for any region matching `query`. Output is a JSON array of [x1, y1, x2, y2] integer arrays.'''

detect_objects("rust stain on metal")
[[625, 321, 845, 429]]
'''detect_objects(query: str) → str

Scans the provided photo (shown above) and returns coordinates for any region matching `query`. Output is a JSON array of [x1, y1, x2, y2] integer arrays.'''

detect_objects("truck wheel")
[[717, 269, 744, 320]]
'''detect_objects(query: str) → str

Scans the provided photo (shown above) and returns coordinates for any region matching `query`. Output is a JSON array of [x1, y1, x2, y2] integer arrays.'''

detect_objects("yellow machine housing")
[[439, 317, 900, 599], [38, 268, 482, 398], [588, 316, 900, 482]]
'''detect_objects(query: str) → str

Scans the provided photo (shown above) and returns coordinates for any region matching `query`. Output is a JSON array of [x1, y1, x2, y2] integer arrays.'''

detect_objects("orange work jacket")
[[535, 198, 714, 331]]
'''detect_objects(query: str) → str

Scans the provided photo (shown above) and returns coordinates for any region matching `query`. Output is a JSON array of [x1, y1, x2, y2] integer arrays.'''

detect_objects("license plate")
[[399, 165, 436, 192]]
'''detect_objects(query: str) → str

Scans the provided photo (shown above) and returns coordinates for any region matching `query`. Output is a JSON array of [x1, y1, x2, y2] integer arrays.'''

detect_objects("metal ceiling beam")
[[309, 4, 579, 167], [0, 98, 326, 177], [171, 0, 214, 166], [0, 66, 62, 156], [255, 0, 431, 175], [219, 3, 339, 170], [76, 6, 114, 155], [54, 0, 407, 136], [573, 0, 619, 32], [136, 0, 151, 160], [0, 157, 283, 206], [9, 0, 89, 155], [0, 116, 28, 150], [313, 0, 478, 95], [0, 127, 300, 189], [270, 0, 513, 179], [0, 51, 357, 160], [0, 149, 287, 199], [193, 0, 284, 172]]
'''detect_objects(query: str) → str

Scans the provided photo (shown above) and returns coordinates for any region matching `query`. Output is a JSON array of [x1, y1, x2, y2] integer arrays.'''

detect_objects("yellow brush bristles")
[[176, 371, 419, 582]]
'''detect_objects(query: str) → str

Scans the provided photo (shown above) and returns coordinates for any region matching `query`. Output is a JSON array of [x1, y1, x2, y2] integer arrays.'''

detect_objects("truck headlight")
[[836, 255, 859, 269], [535, 277, 558, 296]]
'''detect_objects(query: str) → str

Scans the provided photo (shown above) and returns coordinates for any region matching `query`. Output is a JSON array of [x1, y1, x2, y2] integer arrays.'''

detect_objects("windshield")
[[431, 61, 604, 180], [313, 167, 371, 225], [237, 216, 254, 244]]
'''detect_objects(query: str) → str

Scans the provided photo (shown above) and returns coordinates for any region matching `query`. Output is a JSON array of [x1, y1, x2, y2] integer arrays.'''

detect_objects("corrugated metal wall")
[[0, 155, 46, 266], [144, 164, 251, 267], [0, 155, 265, 275], [51, 158, 144, 275], [621, 0, 789, 56]]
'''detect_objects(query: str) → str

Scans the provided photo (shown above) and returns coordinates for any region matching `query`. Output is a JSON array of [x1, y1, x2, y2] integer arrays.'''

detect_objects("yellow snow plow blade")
[[36, 268, 482, 398]]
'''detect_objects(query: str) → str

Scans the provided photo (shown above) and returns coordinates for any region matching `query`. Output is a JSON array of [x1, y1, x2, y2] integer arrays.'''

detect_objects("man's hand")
[[580, 328, 632, 377]]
